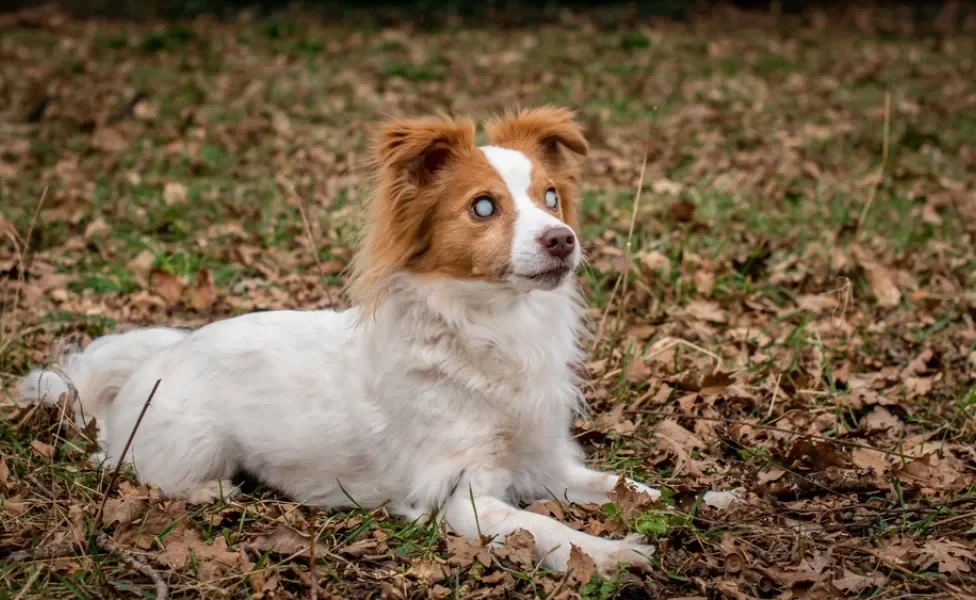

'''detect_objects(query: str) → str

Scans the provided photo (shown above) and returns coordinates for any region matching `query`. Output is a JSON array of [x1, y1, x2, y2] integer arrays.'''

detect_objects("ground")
[[1, 3, 976, 599]]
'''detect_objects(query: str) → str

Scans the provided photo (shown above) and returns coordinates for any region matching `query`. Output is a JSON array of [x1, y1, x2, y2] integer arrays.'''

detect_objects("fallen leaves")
[[917, 539, 976, 575], [163, 182, 188, 206], [567, 544, 597, 585], [853, 247, 901, 308], [29, 440, 55, 459], [149, 268, 183, 306], [149, 268, 217, 311]]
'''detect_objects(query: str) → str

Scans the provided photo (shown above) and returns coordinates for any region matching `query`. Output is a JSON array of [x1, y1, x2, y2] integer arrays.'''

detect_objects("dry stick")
[[764, 372, 784, 420], [856, 547, 964, 600], [855, 91, 892, 236], [589, 130, 652, 358], [928, 509, 976, 529], [5, 542, 79, 563], [547, 566, 575, 599], [12, 566, 43, 600], [642, 337, 723, 369], [632, 410, 915, 460], [94, 379, 162, 525], [279, 180, 336, 308], [0, 187, 48, 359], [95, 533, 168, 600], [309, 516, 318, 600]]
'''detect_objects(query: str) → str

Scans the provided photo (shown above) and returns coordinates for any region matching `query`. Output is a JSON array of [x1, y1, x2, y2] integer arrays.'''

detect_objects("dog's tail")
[[17, 327, 189, 429]]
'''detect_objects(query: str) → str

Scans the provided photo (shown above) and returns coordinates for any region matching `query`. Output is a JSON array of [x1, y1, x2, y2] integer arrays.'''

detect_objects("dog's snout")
[[538, 226, 576, 259]]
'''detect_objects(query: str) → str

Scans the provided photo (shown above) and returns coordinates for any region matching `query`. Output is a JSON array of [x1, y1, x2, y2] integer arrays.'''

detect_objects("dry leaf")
[[406, 559, 448, 584], [150, 269, 184, 306], [567, 544, 597, 585], [892, 452, 968, 492], [3, 499, 27, 516], [163, 182, 188, 206], [158, 528, 252, 580], [915, 539, 976, 575], [92, 127, 128, 152], [669, 198, 696, 223], [133, 99, 159, 121], [694, 269, 715, 296], [0, 456, 8, 491], [188, 269, 217, 311], [30, 440, 55, 459], [833, 570, 884, 593], [494, 529, 535, 569], [84, 217, 110, 240], [608, 477, 657, 521], [860, 406, 903, 434], [850, 447, 888, 474], [856, 253, 901, 308], [525, 500, 564, 521], [101, 496, 148, 526], [681, 299, 727, 323], [250, 525, 311, 556], [445, 534, 491, 568], [637, 250, 671, 277], [127, 249, 156, 285]]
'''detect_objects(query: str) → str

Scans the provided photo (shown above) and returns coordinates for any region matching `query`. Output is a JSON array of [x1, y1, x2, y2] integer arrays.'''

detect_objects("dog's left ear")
[[484, 106, 588, 174]]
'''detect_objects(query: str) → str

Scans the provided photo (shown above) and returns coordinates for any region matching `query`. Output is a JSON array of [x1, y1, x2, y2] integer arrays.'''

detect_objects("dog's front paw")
[[627, 480, 662, 501], [589, 534, 655, 575]]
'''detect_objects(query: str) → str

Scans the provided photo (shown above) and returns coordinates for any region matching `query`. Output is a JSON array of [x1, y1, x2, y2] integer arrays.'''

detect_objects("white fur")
[[17, 148, 735, 574], [480, 145, 581, 286]]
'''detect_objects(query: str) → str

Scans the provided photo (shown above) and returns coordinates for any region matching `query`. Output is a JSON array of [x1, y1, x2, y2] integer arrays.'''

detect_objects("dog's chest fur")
[[358, 277, 586, 500]]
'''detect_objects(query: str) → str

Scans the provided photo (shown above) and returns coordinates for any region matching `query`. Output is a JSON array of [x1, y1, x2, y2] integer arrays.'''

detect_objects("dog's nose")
[[538, 226, 576, 259]]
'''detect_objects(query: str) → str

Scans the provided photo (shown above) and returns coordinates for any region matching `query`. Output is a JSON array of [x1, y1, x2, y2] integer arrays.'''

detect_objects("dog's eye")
[[545, 188, 558, 210], [472, 196, 496, 219]]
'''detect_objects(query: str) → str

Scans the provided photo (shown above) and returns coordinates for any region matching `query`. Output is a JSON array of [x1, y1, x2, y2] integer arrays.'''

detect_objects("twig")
[[764, 373, 784, 420], [12, 566, 43, 600], [5, 542, 79, 562], [96, 533, 168, 600], [94, 379, 161, 525], [929, 509, 976, 529], [547, 566, 574, 599], [309, 515, 318, 600], [856, 546, 963, 600], [642, 337, 723, 369], [632, 409, 915, 459], [588, 130, 652, 357], [278, 179, 336, 308], [855, 91, 891, 237], [0, 187, 47, 359]]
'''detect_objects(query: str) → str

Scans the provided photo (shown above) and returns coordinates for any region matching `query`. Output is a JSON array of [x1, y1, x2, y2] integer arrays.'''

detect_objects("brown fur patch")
[[347, 107, 589, 314], [484, 106, 588, 232]]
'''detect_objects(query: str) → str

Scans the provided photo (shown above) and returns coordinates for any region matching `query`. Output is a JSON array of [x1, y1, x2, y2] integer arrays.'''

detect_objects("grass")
[[2, 2, 976, 599]]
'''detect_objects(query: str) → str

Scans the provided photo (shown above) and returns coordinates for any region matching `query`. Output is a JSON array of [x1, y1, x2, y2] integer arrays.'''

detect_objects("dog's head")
[[349, 106, 588, 310]]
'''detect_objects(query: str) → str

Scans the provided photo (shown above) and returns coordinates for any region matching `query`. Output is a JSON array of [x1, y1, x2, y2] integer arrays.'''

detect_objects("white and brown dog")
[[20, 107, 723, 573]]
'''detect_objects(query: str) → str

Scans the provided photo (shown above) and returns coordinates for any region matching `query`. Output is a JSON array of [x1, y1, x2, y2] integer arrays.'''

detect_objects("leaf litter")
[[1, 3, 976, 599]]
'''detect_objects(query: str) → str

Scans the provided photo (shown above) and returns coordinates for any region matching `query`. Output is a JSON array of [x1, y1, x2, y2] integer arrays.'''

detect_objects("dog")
[[21, 106, 707, 574]]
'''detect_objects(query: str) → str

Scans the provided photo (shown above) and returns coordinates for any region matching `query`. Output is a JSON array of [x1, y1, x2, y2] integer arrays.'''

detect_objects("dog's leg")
[[545, 459, 742, 510], [442, 488, 654, 575], [547, 461, 661, 505]]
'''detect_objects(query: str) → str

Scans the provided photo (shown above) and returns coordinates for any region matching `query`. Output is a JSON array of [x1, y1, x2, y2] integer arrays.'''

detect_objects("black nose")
[[538, 226, 576, 259]]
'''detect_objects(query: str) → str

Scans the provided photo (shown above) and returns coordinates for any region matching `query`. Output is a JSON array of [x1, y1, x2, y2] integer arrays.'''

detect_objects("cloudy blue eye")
[[472, 196, 496, 218], [545, 188, 558, 209]]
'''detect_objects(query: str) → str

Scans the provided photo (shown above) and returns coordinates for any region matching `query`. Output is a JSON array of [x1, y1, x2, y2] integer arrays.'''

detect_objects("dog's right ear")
[[374, 115, 476, 188]]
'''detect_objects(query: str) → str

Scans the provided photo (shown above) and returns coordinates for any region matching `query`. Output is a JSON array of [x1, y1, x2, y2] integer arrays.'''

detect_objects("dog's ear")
[[374, 115, 476, 188], [484, 106, 588, 174]]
